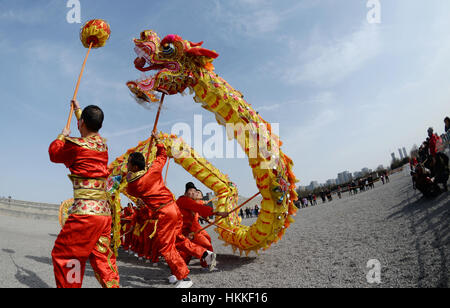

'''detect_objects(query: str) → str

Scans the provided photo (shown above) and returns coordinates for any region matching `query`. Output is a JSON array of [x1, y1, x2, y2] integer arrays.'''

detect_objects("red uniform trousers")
[[179, 228, 213, 265], [142, 220, 156, 260], [133, 225, 145, 257], [51, 215, 120, 288], [122, 223, 133, 251], [192, 230, 213, 252], [130, 222, 141, 253], [153, 201, 205, 280]]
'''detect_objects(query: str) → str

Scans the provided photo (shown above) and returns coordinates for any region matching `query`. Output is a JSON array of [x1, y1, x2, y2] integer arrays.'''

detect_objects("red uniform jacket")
[[126, 143, 174, 210], [121, 207, 135, 224], [48, 135, 109, 178], [176, 196, 214, 233], [123, 206, 134, 218], [130, 207, 147, 231]]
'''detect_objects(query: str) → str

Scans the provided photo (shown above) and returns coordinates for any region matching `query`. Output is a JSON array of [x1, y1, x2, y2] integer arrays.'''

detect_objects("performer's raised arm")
[[150, 132, 168, 173], [49, 127, 74, 165], [177, 194, 214, 218], [49, 100, 82, 164]]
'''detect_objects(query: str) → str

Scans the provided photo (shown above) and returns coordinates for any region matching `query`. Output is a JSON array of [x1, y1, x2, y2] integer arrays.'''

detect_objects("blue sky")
[[1, 0, 450, 204]]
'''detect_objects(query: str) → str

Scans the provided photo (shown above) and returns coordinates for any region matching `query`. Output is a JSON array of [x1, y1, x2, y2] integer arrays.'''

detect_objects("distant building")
[[361, 168, 369, 175], [353, 171, 362, 179], [398, 149, 404, 160], [326, 179, 337, 186], [402, 147, 408, 159], [391, 153, 396, 161], [337, 171, 352, 185], [308, 181, 320, 190]]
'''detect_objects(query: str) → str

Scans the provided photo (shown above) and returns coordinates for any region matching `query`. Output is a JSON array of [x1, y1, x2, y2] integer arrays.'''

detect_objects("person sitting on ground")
[[433, 152, 449, 192], [411, 165, 442, 198], [176, 183, 228, 271]]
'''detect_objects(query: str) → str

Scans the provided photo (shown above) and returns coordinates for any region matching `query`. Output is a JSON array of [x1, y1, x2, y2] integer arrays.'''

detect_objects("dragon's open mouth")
[[134, 45, 179, 73], [128, 43, 184, 99]]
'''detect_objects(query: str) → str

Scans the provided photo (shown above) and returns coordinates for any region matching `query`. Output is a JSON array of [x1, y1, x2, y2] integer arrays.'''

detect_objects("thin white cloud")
[[0, 8, 47, 24], [256, 104, 281, 112], [25, 40, 80, 76], [283, 23, 382, 87], [211, 0, 318, 38], [285, 108, 338, 145], [257, 91, 335, 112], [0, 34, 14, 54], [103, 119, 183, 138]]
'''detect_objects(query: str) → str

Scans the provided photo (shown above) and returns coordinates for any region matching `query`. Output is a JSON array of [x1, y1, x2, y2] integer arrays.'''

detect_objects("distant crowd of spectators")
[[294, 171, 390, 209], [410, 119, 450, 198], [239, 205, 259, 219]]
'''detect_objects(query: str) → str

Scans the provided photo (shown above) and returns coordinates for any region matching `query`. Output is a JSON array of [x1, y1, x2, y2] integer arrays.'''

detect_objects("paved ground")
[[0, 168, 448, 288]]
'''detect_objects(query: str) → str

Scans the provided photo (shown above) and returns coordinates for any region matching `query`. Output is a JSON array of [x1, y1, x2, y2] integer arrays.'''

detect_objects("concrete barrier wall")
[[0, 198, 59, 221]]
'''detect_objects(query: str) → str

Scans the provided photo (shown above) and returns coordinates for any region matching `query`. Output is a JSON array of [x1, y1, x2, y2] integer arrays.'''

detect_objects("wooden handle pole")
[[164, 158, 171, 184], [204, 218, 235, 234], [193, 192, 261, 235], [227, 192, 261, 216], [146, 93, 166, 163], [65, 42, 93, 130]]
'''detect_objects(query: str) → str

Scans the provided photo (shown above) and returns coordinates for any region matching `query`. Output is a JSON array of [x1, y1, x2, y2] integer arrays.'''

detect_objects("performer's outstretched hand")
[[62, 127, 71, 137], [71, 99, 81, 110], [214, 211, 229, 218], [151, 131, 159, 142]]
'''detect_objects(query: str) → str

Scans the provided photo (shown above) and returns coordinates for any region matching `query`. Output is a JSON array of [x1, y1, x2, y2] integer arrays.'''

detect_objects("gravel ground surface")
[[0, 168, 448, 288]]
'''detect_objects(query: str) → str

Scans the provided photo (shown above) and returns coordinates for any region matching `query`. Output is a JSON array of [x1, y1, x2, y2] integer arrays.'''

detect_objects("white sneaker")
[[204, 251, 217, 271], [138, 257, 143, 261], [168, 275, 178, 284], [145, 259, 151, 264], [129, 250, 134, 255], [175, 278, 193, 288], [134, 253, 138, 257], [124, 250, 129, 254], [152, 263, 158, 267]]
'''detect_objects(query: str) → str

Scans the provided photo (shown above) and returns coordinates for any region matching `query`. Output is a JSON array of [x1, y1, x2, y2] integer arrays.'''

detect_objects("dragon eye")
[[162, 43, 175, 55]]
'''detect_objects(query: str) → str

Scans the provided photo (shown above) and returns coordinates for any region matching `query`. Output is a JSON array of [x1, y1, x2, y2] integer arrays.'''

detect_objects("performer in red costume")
[[176, 183, 228, 267], [131, 203, 146, 259], [124, 199, 158, 264], [126, 133, 216, 288], [49, 100, 120, 288], [121, 203, 135, 253], [140, 207, 157, 263]]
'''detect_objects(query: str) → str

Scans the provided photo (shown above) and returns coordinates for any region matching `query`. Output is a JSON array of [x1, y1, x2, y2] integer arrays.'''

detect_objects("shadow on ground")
[[1, 249, 51, 288], [387, 190, 449, 288]]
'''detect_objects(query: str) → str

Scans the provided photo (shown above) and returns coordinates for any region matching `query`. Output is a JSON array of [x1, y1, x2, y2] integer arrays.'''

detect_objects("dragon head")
[[127, 30, 219, 101]]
